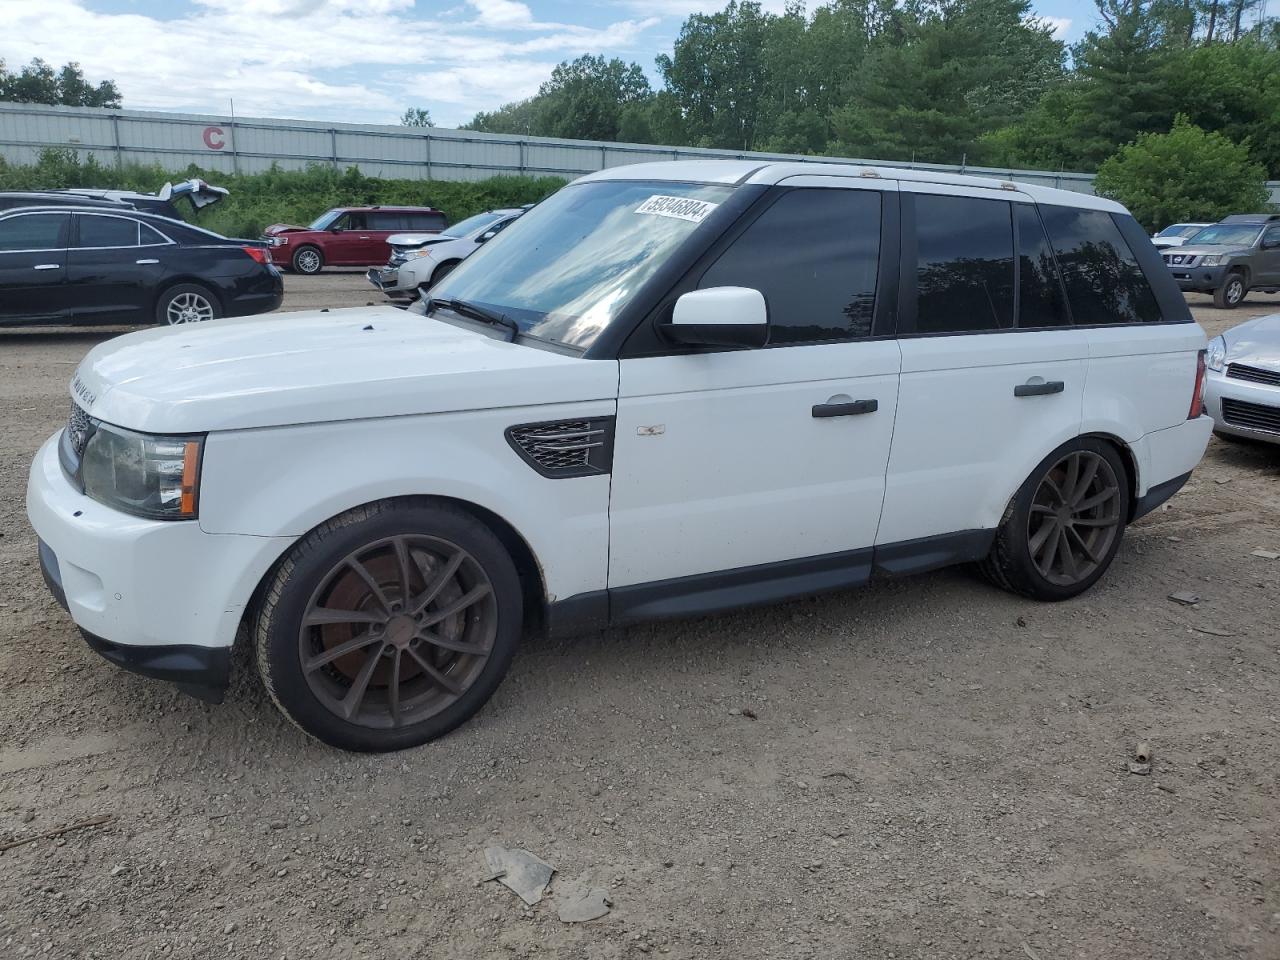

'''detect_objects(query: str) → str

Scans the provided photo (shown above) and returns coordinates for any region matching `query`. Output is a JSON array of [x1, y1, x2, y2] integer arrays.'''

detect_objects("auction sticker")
[[634, 195, 719, 223]]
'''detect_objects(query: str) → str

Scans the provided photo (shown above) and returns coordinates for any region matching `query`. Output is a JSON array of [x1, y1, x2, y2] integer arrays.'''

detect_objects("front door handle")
[[135, 258, 159, 265], [812, 399, 879, 418], [359, 235, 371, 240], [32, 263, 59, 271], [1014, 380, 1065, 397]]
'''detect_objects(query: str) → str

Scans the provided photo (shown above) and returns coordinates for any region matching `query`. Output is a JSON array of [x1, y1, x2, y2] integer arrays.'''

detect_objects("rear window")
[[407, 212, 447, 231], [78, 215, 139, 248], [1040, 206, 1162, 324], [912, 194, 1014, 333], [1015, 205, 1070, 328]]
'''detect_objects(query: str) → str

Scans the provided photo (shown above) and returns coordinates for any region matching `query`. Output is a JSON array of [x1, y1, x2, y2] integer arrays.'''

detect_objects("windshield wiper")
[[426, 297, 518, 342]]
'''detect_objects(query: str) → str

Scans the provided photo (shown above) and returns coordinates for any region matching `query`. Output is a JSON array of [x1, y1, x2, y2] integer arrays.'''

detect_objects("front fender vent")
[[505, 417, 615, 478]]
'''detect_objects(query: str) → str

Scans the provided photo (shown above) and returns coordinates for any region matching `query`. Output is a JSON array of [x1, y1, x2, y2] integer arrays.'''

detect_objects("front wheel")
[[979, 439, 1130, 601], [157, 283, 220, 325], [291, 246, 324, 275], [1213, 272, 1247, 309], [254, 500, 523, 751]]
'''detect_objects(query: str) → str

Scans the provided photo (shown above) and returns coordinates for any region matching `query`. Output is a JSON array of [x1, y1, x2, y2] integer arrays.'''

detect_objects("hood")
[[1169, 243, 1250, 258], [1223, 313, 1280, 367], [263, 223, 309, 235], [70, 307, 615, 434], [388, 233, 453, 249]]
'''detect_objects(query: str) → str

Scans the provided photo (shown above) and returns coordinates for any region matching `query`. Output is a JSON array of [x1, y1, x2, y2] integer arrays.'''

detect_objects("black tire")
[[155, 282, 221, 325], [1212, 271, 1247, 309], [431, 260, 460, 286], [291, 245, 324, 275], [979, 438, 1130, 601], [254, 499, 523, 752]]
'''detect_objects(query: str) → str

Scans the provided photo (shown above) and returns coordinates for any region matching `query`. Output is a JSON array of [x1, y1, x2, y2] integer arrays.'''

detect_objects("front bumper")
[[366, 262, 424, 297], [1204, 367, 1280, 444], [27, 433, 293, 700], [1169, 263, 1227, 293]]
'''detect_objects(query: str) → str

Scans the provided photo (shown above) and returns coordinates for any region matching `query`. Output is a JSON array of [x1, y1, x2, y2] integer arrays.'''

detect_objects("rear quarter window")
[[1039, 206, 1163, 325]]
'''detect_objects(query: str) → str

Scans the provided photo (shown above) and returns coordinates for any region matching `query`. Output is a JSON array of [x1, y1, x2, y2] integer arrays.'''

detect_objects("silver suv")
[[1162, 214, 1280, 308]]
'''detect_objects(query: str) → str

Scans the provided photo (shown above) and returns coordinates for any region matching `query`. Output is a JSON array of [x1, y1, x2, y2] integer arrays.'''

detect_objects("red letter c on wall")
[[203, 126, 225, 150]]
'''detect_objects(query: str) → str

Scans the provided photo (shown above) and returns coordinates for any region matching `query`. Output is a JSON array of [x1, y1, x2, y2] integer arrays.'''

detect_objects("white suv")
[[27, 161, 1213, 752]]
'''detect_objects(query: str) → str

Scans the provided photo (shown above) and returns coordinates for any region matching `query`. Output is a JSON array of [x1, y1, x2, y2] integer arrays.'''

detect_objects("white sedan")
[[368, 208, 526, 299], [1204, 313, 1280, 444]]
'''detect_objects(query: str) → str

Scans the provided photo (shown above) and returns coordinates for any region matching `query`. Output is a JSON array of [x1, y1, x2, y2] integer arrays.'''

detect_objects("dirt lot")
[[1, 277, 1277, 960]]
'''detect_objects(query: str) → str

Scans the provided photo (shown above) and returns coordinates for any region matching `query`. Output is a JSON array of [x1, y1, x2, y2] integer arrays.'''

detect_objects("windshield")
[[1187, 224, 1262, 246], [1157, 224, 1204, 238], [308, 209, 343, 231], [424, 180, 733, 349], [442, 212, 504, 239]]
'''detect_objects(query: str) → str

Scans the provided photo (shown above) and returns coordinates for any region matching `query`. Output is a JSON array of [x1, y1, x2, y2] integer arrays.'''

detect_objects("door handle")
[[359, 236, 371, 240], [1014, 380, 1065, 397], [32, 263, 59, 271], [812, 399, 878, 418], [135, 258, 159, 265]]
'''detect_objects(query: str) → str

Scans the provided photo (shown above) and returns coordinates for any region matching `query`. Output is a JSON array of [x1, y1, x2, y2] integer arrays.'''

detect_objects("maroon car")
[[263, 206, 447, 275]]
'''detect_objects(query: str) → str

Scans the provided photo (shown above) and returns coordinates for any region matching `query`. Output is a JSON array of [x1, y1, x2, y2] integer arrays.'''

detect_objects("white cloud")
[[0, 0, 661, 125], [1035, 15, 1073, 39]]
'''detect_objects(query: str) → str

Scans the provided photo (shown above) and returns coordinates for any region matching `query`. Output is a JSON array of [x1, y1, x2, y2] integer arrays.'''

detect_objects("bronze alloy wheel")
[[298, 534, 497, 730], [1026, 449, 1122, 587]]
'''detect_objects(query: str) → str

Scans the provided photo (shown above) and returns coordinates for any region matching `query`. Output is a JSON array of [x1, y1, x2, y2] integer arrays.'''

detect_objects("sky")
[[0, 0, 1095, 129]]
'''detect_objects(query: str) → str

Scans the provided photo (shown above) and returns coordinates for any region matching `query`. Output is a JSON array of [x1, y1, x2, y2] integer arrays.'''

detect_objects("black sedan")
[[0, 206, 282, 327]]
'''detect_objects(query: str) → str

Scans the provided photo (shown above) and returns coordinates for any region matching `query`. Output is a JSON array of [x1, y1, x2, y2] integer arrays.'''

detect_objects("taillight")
[[1188, 349, 1206, 419], [242, 245, 269, 265]]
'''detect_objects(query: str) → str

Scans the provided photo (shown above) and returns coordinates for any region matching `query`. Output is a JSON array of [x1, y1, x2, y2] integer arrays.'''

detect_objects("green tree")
[[1093, 115, 1269, 230], [533, 55, 652, 141], [400, 107, 433, 127], [0, 59, 121, 107]]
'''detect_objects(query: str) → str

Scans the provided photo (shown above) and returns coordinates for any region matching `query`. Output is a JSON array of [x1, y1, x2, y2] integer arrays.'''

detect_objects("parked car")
[[1151, 222, 1211, 249], [368, 207, 527, 300], [0, 179, 228, 221], [1161, 213, 1280, 308], [264, 206, 447, 275], [0, 206, 281, 327], [28, 160, 1212, 752], [1203, 313, 1280, 444]]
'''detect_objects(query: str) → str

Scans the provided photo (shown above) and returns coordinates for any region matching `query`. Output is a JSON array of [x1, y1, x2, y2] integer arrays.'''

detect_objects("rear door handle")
[[359, 236, 371, 240], [135, 258, 159, 265], [812, 399, 878, 418], [33, 263, 59, 271], [1014, 380, 1065, 397]]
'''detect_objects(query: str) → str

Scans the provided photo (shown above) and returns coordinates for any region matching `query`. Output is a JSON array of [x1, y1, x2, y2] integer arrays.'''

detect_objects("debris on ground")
[[0, 814, 114, 853], [1127, 761, 1152, 776], [1168, 591, 1201, 606], [1135, 741, 1153, 764], [483, 846, 555, 906], [1190, 625, 1238, 637], [1250, 548, 1279, 560], [556, 874, 612, 923]]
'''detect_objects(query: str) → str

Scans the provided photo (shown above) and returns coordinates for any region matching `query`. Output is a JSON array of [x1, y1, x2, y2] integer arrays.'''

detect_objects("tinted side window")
[[1263, 225, 1280, 248], [368, 212, 403, 230], [1015, 205, 1070, 327], [139, 223, 169, 246], [913, 194, 1014, 333], [79, 216, 139, 248], [699, 188, 881, 345], [346, 212, 368, 230], [409, 212, 446, 231], [0, 213, 68, 251], [1040, 206, 1161, 324]]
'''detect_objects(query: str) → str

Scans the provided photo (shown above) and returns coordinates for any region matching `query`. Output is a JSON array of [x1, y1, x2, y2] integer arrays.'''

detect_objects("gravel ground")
[[0, 277, 1277, 960]]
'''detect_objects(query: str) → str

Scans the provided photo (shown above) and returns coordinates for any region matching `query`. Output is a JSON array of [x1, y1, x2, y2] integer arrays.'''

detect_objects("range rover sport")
[[27, 160, 1213, 751]]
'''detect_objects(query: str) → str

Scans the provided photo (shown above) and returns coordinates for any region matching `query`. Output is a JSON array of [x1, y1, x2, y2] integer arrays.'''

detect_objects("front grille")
[[1221, 397, 1280, 434], [67, 402, 92, 455], [506, 418, 615, 478], [1162, 253, 1198, 267], [1226, 362, 1280, 387]]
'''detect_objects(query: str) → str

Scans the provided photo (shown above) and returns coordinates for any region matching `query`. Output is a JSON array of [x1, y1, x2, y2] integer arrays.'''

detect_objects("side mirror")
[[1263, 238, 1280, 250], [329, 227, 343, 233], [477, 230, 497, 244], [659, 287, 769, 348]]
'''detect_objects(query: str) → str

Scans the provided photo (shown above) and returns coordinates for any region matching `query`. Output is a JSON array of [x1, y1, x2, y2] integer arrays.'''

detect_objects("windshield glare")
[[308, 209, 342, 231], [424, 180, 733, 349], [442, 212, 504, 238], [1158, 224, 1202, 238], [1188, 224, 1262, 246]]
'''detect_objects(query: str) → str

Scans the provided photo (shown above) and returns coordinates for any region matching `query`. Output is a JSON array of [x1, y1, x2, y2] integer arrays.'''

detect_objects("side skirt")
[[546, 529, 996, 638]]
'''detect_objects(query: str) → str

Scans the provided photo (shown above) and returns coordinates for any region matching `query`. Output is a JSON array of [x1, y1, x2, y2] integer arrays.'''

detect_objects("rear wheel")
[[980, 438, 1130, 601], [1213, 271, 1247, 309], [292, 246, 323, 275], [254, 500, 522, 751], [156, 283, 220, 325]]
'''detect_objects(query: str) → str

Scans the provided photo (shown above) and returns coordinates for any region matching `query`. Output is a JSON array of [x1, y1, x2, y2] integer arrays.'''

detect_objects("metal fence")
[[3, 101, 1280, 204]]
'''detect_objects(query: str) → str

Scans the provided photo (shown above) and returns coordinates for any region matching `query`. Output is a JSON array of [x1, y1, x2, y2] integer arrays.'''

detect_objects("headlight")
[[1205, 335, 1227, 372], [80, 422, 203, 520], [1201, 255, 1222, 266], [406, 249, 434, 260]]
